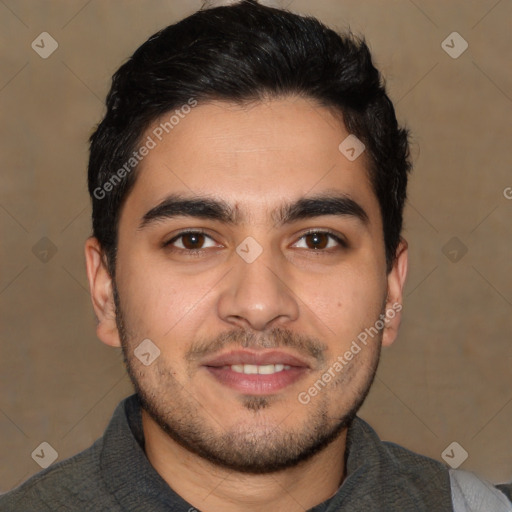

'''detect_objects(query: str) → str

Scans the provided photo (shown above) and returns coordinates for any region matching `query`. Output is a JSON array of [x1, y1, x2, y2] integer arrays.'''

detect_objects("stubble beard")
[[113, 281, 381, 474]]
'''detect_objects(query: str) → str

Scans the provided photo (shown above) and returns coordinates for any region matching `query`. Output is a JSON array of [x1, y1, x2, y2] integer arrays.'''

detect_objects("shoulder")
[[380, 438, 451, 497], [449, 469, 512, 512], [0, 438, 119, 512], [352, 417, 448, 478], [352, 418, 512, 510], [347, 417, 452, 508]]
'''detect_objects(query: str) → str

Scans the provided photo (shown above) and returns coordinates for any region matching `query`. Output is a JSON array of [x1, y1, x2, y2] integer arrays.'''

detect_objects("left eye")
[[293, 231, 345, 250]]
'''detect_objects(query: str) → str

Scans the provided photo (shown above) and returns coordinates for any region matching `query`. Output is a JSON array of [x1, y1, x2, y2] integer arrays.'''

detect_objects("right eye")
[[164, 230, 219, 253]]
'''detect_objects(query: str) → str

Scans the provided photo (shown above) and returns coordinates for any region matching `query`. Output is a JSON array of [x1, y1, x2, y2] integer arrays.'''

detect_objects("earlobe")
[[84, 237, 121, 348], [382, 238, 408, 347]]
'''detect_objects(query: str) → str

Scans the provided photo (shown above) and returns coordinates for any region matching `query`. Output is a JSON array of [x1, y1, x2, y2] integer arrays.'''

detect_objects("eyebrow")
[[137, 192, 369, 231]]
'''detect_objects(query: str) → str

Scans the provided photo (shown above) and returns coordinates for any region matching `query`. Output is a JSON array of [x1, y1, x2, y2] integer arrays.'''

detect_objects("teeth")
[[258, 364, 275, 375], [230, 364, 291, 375], [245, 364, 258, 374]]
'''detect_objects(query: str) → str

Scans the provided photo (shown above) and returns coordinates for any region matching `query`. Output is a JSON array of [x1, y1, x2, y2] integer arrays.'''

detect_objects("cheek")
[[119, 261, 219, 343], [299, 265, 385, 339]]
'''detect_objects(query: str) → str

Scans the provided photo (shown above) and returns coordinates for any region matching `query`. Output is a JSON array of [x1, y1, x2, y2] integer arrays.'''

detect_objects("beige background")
[[1, 0, 511, 493]]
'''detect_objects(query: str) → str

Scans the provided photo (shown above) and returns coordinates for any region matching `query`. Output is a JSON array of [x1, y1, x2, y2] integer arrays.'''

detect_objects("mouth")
[[201, 350, 311, 395]]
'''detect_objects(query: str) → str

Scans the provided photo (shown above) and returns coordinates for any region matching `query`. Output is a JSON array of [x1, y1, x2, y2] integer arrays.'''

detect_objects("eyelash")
[[163, 229, 348, 255]]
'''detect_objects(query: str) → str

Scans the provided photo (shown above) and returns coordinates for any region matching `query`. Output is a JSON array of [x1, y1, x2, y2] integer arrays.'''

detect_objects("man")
[[2, 1, 511, 510]]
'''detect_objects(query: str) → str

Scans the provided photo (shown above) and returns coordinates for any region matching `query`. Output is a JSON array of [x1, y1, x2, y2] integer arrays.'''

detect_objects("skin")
[[85, 96, 408, 512]]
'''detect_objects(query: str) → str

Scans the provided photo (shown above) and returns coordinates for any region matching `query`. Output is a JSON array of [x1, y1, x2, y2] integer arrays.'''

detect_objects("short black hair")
[[88, 0, 411, 276]]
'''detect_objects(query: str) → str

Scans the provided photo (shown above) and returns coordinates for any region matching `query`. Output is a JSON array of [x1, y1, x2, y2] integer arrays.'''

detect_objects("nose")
[[216, 245, 300, 332]]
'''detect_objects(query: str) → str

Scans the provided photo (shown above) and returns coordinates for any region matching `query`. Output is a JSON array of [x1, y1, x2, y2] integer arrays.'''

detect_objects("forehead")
[[120, 97, 380, 227]]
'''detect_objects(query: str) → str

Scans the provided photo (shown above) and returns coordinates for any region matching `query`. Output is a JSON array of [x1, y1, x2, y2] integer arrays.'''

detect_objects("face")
[[86, 96, 407, 474]]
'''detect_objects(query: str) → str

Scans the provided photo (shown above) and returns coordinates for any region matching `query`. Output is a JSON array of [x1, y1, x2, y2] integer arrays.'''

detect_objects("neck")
[[141, 409, 347, 512]]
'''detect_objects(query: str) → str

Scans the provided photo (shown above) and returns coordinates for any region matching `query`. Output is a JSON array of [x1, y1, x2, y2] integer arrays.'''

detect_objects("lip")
[[201, 350, 311, 395], [202, 350, 311, 368]]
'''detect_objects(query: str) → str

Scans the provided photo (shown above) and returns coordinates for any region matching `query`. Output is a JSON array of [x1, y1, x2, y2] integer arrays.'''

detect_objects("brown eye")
[[181, 232, 206, 250], [304, 232, 329, 249], [293, 230, 347, 251]]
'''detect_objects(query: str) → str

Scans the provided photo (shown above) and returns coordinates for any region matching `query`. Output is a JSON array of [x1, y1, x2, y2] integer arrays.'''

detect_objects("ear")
[[84, 237, 121, 348], [382, 238, 408, 347]]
